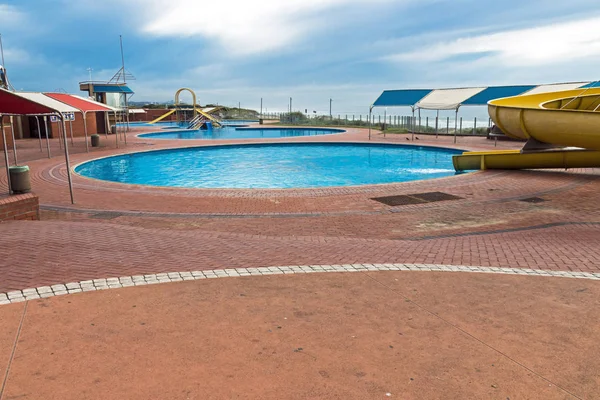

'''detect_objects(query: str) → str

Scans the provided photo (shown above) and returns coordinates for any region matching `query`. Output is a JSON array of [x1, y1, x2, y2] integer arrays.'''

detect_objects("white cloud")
[[388, 16, 600, 67], [131, 0, 394, 55], [0, 4, 24, 26]]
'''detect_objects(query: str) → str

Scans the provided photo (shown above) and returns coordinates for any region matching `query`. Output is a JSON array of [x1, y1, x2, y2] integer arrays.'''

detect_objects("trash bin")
[[91, 134, 100, 147], [259, 118, 264, 125], [9, 165, 31, 194], [111, 125, 117, 135]]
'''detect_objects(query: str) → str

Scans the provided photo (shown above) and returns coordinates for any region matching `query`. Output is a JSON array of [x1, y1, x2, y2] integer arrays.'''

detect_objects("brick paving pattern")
[[1, 126, 600, 292]]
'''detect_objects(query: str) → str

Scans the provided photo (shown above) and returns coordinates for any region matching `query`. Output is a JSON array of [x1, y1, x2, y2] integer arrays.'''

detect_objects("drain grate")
[[371, 192, 463, 207], [410, 192, 463, 202], [370, 195, 428, 206], [520, 197, 546, 203]]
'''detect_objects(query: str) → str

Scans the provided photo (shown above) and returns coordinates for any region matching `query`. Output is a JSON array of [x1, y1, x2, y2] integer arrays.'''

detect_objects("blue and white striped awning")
[[372, 82, 593, 110]]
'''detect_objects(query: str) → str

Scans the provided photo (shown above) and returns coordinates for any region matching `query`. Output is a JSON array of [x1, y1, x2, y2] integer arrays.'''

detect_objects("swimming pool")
[[75, 143, 462, 189], [139, 127, 344, 140]]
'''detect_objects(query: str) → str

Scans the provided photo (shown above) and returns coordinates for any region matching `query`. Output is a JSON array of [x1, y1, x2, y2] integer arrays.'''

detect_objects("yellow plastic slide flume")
[[453, 87, 600, 171]]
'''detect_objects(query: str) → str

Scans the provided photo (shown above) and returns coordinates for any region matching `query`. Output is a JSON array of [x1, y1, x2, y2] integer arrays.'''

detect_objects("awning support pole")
[[104, 112, 110, 139], [83, 112, 89, 153], [114, 112, 119, 148], [9, 116, 17, 165], [43, 116, 51, 158], [61, 118, 75, 204], [36, 117, 43, 152], [1, 116, 11, 194], [454, 108, 459, 144], [411, 108, 415, 141], [69, 119, 74, 145]]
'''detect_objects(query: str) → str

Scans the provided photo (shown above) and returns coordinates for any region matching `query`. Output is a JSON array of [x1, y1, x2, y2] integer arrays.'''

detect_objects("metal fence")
[[260, 112, 493, 136]]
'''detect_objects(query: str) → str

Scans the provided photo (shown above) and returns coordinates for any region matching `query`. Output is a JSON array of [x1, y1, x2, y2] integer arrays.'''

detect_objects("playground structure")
[[371, 82, 600, 171], [452, 86, 600, 171], [149, 88, 222, 129]]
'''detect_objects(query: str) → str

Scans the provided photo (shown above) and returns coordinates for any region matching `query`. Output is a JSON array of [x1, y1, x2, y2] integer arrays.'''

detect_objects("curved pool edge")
[[73, 141, 467, 191], [136, 127, 347, 140]]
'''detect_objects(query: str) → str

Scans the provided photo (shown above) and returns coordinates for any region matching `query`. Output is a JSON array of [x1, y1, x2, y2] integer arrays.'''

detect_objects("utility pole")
[[290, 97, 292, 113], [260, 98, 263, 116], [329, 98, 332, 119], [119, 35, 130, 135]]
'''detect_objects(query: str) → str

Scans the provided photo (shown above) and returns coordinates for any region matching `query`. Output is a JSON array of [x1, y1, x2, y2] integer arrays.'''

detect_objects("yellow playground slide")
[[453, 87, 600, 171]]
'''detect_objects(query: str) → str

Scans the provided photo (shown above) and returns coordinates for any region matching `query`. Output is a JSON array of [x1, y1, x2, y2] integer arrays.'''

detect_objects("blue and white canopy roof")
[[372, 82, 593, 110]]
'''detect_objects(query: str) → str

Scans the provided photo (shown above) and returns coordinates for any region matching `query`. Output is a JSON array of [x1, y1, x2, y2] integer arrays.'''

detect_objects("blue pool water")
[[139, 127, 344, 140], [75, 143, 461, 189]]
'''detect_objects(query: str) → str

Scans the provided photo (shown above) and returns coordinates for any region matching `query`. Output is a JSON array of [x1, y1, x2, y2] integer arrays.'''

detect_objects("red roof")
[[45, 93, 113, 112], [0, 88, 56, 115]]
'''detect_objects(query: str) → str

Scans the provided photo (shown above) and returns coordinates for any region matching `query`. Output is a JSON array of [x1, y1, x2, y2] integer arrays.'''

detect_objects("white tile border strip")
[[1, 264, 599, 305]]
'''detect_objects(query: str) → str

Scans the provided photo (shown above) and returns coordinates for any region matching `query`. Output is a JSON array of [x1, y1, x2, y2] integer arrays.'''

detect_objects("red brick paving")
[[1, 127, 600, 291]]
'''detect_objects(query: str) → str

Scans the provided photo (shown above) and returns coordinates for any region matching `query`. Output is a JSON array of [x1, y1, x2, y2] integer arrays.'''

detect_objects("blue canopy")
[[92, 84, 134, 94], [372, 82, 593, 109], [373, 89, 432, 107], [460, 85, 536, 106]]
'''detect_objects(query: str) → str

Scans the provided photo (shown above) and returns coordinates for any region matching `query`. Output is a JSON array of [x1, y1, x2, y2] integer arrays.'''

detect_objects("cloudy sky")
[[1, 0, 600, 117]]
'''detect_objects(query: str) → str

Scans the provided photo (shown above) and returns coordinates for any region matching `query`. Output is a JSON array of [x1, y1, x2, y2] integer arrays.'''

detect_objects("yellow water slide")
[[194, 107, 222, 127], [453, 87, 600, 171], [148, 109, 176, 124]]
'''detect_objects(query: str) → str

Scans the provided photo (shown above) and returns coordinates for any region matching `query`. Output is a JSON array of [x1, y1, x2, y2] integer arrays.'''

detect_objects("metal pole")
[[43, 116, 51, 158], [411, 108, 415, 141], [1, 116, 11, 194], [368, 107, 372, 140], [417, 108, 421, 133], [446, 117, 449, 134], [61, 118, 75, 204], [83, 112, 89, 152], [454, 109, 458, 144], [459, 117, 463, 134], [260, 98, 263, 117], [104, 112, 110, 139], [9, 116, 17, 165], [329, 98, 332, 119], [69, 119, 74, 145], [120, 35, 130, 134], [114, 112, 119, 148], [474, 117, 477, 135], [435, 110, 439, 136], [36, 116, 43, 152]]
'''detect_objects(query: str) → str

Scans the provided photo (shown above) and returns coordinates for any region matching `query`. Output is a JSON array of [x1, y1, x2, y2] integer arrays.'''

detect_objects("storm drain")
[[371, 192, 463, 207]]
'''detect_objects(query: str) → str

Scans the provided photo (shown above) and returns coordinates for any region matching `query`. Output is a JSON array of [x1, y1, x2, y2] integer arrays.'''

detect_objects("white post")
[[36, 116, 43, 152], [9, 116, 17, 165], [454, 109, 458, 144], [83, 112, 89, 152], [411, 108, 415, 141], [61, 118, 75, 204], [418, 108, 421, 133], [1, 116, 11, 194], [43, 116, 51, 158], [104, 112, 110, 139], [114, 111, 119, 148], [69, 119, 74, 145]]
